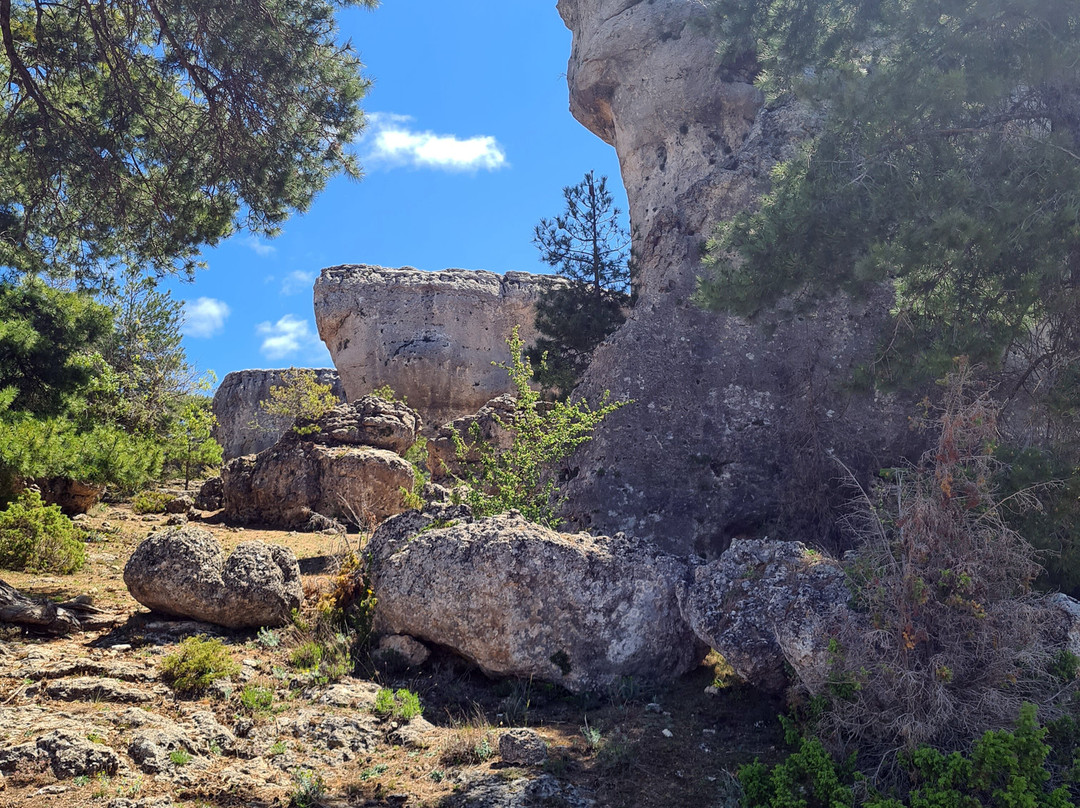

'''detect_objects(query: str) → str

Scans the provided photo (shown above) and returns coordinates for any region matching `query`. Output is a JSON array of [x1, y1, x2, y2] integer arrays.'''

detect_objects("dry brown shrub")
[[826, 360, 1075, 764]]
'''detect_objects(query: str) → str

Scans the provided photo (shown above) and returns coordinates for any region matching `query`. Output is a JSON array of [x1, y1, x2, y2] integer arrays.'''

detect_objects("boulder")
[[553, 0, 921, 554], [314, 265, 563, 429], [123, 527, 302, 628], [375, 634, 431, 668], [164, 494, 193, 515], [194, 476, 223, 511], [220, 397, 418, 530], [499, 729, 548, 766], [33, 477, 105, 515], [679, 538, 850, 693], [297, 396, 421, 455], [35, 729, 119, 778], [211, 368, 345, 460], [369, 512, 703, 692], [442, 774, 594, 808]]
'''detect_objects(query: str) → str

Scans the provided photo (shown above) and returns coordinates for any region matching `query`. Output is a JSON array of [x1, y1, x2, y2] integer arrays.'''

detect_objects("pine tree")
[[697, 0, 1080, 389], [0, 0, 377, 283], [529, 172, 633, 392]]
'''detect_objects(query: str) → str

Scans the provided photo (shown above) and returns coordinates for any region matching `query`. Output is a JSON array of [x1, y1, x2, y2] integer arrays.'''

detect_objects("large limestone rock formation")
[[368, 508, 703, 693], [212, 368, 345, 460], [221, 397, 418, 530], [555, 0, 918, 554], [314, 265, 562, 429]]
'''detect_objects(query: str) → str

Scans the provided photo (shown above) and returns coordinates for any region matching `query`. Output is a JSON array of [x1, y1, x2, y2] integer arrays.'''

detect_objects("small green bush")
[[131, 489, 172, 515], [168, 748, 192, 767], [290, 768, 326, 808], [0, 488, 86, 573], [372, 687, 423, 721], [740, 704, 1074, 808], [290, 641, 324, 671], [239, 685, 274, 715], [159, 636, 240, 695], [452, 327, 627, 527]]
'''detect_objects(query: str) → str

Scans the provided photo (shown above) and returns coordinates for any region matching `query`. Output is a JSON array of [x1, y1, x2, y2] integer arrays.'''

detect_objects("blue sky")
[[170, 1, 627, 386]]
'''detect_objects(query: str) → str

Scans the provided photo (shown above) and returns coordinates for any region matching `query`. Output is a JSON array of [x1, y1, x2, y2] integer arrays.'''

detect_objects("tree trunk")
[[0, 577, 104, 634]]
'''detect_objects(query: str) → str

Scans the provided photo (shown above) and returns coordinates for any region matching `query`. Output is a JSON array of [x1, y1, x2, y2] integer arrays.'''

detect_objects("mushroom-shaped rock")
[[369, 512, 702, 692], [123, 527, 302, 628], [679, 538, 850, 693]]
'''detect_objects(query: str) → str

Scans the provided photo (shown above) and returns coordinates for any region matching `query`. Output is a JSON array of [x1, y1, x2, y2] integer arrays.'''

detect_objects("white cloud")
[[362, 112, 508, 172], [256, 314, 325, 360], [281, 270, 317, 296], [243, 235, 277, 257], [182, 297, 231, 339]]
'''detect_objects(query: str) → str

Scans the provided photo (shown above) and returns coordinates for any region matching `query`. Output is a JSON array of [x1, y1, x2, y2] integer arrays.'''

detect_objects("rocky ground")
[[0, 497, 783, 808]]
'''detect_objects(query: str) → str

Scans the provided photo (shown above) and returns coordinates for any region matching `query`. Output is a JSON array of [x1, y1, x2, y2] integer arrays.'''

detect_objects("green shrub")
[[452, 327, 627, 527], [168, 748, 192, 767], [372, 687, 423, 721], [0, 410, 163, 499], [0, 488, 86, 573], [159, 636, 240, 695], [131, 489, 172, 514], [290, 641, 324, 671], [239, 685, 274, 715], [741, 704, 1074, 808], [289, 768, 326, 808]]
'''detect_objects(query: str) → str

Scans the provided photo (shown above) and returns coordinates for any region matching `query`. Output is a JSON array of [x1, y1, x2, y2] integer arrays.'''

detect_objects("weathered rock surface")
[[33, 477, 106, 515], [427, 394, 515, 483], [0, 729, 120, 778], [444, 774, 594, 808], [212, 368, 345, 460], [123, 527, 302, 628], [375, 634, 431, 668], [369, 512, 703, 692], [314, 265, 562, 429], [555, 0, 919, 554], [499, 729, 548, 766], [221, 398, 417, 530], [679, 539, 850, 693], [194, 476, 223, 511]]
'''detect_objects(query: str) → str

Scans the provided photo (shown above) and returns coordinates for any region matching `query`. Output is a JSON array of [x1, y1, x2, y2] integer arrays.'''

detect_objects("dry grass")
[[825, 362, 1076, 769]]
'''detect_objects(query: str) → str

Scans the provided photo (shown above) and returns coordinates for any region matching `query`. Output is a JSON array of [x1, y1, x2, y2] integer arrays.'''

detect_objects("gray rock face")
[[212, 368, 345, 460], [123, 527, 302, 628], [314, 265, 562, 429], [679, 539, 850, 693], [443, 774, 594, 808], [555, 0, 919, 554], [220, 398, 418, 530], [128, 727, 196, 773], [499, 729, 548, 766], [34, 729, 119, 778], [369, 512, 703, 692]]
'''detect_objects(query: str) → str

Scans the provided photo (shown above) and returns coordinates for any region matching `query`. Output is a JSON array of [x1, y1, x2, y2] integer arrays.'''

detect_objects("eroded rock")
[[123, 527, 302, 628], [314, 265, 562, 429], [555, 0, 919, 554], [679, 538, 850, 693], [194, 477, 223, 511], [427, 394, 516, 483], [369, 512, 702, 692], [212, 368, 345, 460], [35, 729, 119, 778], [499, 729, 548, 766], [221, 398, 418, 530]]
